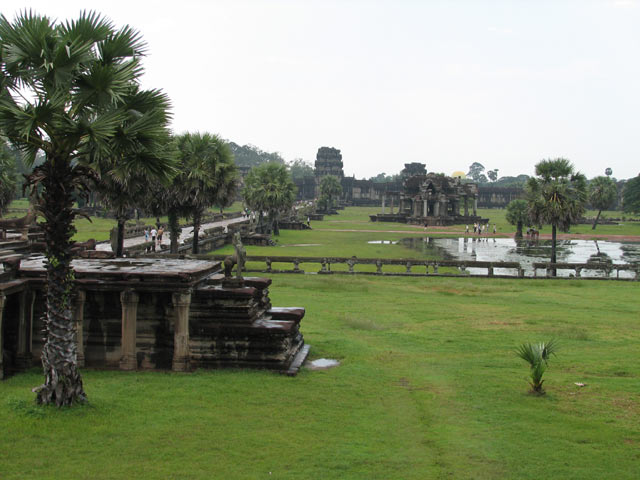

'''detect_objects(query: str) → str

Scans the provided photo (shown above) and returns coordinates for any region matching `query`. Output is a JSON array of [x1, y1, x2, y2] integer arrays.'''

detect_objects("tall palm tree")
[[243, 162, 296, 235], [0, 11, 174, 405], [94, 88, 175, 256], [526, 159, 587, 276], [505, 199, 528, 239], [173, 133, 236, 254], [319, 175, 342, 211], [588, 176, 617, 230]]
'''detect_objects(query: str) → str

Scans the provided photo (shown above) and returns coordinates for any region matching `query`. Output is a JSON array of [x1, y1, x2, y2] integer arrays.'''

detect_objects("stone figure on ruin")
[[224, 232, 246, 279]]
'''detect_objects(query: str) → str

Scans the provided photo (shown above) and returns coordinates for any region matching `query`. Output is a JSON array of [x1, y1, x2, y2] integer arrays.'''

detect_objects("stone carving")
[[0, 210, 36, 240], [223, 232, 246, 285]]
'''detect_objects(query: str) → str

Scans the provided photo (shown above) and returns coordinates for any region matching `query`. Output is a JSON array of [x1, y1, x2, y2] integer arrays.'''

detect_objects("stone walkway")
[[96, 216, 248, 252]]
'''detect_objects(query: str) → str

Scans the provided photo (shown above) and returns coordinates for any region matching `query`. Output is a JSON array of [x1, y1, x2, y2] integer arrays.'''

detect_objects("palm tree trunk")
[[33, 157, 87, 406], [551, 224, 557, 277], [515, 221, 523, 239], [192, 208, 201, 254], [592, 210, 602, 230], [272, 210, 280, 236], [168, 210, 180, 254], [116, 214, 126, 257]]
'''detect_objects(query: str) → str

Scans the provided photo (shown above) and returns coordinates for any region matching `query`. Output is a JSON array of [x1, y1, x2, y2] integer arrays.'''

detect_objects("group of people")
[[466, 223, 497, 235], [144, 226, 164, 252]]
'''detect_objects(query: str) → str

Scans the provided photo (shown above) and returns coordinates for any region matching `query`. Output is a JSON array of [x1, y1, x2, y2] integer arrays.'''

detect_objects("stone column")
[[434, 200, 440, 217], [172, 291, 192, 372], [400, 199, 405, 214], [0, 292, 5, 380], [390, 196, 394, 215], [464, 197, 469, 216], [381, 195, 386, 214], [119, 289, 139, 370], [413, 199, 419, 217], [473, 196, 478, 216], [423, 199, 428, 217], [73, 290, 86, 368], [15, 290, 31, 369], [28, 291, 36, 354]]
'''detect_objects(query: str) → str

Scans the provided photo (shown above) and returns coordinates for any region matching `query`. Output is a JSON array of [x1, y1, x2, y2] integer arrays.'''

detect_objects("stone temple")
[[0, 256, 309, 379], [371, 168, 484, 226]]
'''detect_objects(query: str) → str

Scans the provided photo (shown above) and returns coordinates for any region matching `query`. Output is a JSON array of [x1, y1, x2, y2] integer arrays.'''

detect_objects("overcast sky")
[[5, 1, 640, 180]]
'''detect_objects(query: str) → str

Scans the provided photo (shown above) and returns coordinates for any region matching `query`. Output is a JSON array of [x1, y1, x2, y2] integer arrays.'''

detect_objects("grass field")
[[1, 275, 639, 479]]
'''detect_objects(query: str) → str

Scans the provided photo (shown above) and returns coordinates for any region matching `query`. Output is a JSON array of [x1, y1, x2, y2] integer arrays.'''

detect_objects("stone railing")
[[203, 255, 638, 280], [531, 262, 639, 279], [207, 255, 525, 277]]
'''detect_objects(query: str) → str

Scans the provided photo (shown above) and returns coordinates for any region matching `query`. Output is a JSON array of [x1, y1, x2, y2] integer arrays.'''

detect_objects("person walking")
[[493, 224, 497, 234], [465, 225, 469, 234], [150, 227, 157, 252]]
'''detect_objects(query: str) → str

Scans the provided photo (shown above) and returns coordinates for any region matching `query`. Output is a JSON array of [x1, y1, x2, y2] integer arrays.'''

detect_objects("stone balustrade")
[[206, 255, 638, 280]]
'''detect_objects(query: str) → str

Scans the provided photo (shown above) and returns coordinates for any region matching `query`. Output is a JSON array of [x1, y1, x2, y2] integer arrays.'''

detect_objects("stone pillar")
[[0, 292, 5, 380], [73, 290, 86, 368], [15, 291, 31, 369], [473, 196, 478, 216], [400, 199, 405, 214], [390, 196, 394, 215], [381, 195, 386, 214], [434, 201, 440, 217], [119, 289, 139, 370], [172, 291, 192, 372], [464, 197, 469, 216], [413, 199, 419, 217], [423, 199, 428, 217]]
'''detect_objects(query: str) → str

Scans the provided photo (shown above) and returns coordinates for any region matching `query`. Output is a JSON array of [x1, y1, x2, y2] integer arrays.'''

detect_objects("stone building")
[[371, 170, 484, 226]]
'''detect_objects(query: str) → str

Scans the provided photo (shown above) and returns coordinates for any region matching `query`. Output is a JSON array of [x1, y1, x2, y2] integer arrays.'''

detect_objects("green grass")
[[1, 275, 639, 479]]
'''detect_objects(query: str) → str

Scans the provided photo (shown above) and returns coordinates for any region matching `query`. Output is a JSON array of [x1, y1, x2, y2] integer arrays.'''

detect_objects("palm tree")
[[173, 133, 236, 254], [526, 159, 587, 276], [0, 11, 174, 405], [516, 340, 558, 394], [94, 88, 175, 256], [243, 162, 296, 235], [318, 175, 342, 212], [622, 175, 640, 215], [505, 199, 528, 239], [588, 176, 617, 230]]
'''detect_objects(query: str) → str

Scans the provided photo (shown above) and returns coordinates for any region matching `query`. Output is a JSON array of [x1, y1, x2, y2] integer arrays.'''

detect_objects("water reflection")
[[400, 237, 640, 278]]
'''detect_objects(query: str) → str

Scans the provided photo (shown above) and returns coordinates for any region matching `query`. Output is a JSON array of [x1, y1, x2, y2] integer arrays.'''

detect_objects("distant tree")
[[505, 199, 528, 238], [0, 143, 17, 214], [467, 162, 486, 182], [319, 175, 343, 211], [622, 175, 640, 214], [243, 162, 296, 235], [369, 172, 400, 183], [94, 88, 174, 256], [174, 133, 237, 253], [493, 174, 530, 188], [487, 169, 499, 182], [605, 168, 612, 177], [588, 176, 617, 230], [288, 158, 314, 180], [526, 159, 587, 276], [228, 142, 285, 168]]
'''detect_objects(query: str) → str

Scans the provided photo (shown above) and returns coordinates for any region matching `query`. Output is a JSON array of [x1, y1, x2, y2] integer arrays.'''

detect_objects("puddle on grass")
[[306, 358, 340, 370], [400, 237, 640, 278], [367, 240, 398, 245]]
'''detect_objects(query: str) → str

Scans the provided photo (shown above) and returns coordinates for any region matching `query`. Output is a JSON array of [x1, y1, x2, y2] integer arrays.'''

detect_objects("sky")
[[4, 0, 640, 180]]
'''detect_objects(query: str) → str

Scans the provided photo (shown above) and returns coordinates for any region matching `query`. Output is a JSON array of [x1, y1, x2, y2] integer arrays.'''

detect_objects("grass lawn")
[[1, 275, 639, 479]]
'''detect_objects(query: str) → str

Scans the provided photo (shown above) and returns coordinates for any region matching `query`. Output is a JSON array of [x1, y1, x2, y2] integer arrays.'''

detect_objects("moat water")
[[398, 237, 640, 278]]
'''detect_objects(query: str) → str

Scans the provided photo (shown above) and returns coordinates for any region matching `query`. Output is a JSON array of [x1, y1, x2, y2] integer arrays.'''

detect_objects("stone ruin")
[[0, 255, 309, 379], [371, 168, 487, 226]]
